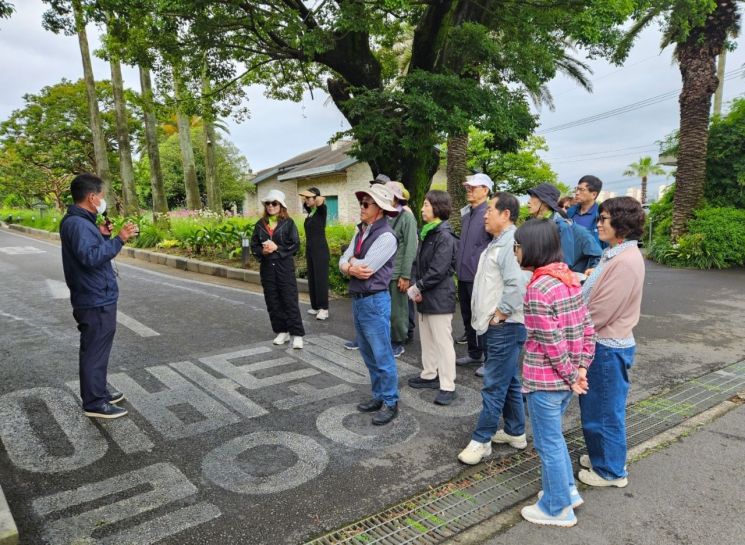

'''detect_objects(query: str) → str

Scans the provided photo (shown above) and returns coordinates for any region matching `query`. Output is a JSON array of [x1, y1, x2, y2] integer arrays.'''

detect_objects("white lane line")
[[116, 311, 160, 337], [46, 279, 70, 299], [0, 246, 46, 255]]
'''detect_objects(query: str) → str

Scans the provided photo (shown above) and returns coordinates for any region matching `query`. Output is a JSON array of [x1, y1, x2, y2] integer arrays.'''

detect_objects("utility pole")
[[713, 48, 727, 116]]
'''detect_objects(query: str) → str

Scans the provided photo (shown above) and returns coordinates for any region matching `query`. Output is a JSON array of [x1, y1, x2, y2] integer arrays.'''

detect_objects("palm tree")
[[623, 156, 666, 204], [616, 0, 741, 238]]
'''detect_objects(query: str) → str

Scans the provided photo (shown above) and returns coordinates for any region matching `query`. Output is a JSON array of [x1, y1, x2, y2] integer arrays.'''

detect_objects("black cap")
[[527, 183, 563, 214]]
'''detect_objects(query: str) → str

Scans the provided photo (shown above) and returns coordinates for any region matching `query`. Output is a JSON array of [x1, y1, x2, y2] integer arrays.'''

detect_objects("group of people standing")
[[248, 172, 646, 526]]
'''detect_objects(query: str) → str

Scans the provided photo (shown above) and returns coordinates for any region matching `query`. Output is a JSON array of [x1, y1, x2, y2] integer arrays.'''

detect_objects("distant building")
[[658, 184, 670, 200], [597, 190, 617, 202], [626, 187, 642, 203]]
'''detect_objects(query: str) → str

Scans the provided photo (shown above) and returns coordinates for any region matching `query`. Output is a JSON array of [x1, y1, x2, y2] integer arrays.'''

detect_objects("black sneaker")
[[455, 333, 468, 345], [372, 403, 398, 425], [357, 398, 384, 413], [108, 388, 125, 404], [408, 375, 440, 389], [84, 403, 128, 419], [434, 390, 456, 406]]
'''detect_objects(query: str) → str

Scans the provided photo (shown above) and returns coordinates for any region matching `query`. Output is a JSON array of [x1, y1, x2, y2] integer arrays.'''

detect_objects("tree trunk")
[[201, 74, 221, 213], [446, 132, 469, 234], [72, 0, 113, 199], [174, 76, 201, 210], [401, 142, 440, 221], [109, 55, 138, 216], [712, 47, 726, 116], [138, 66, 169, 218], [641, 175, 647, 205], [671, 0, 736, 239]]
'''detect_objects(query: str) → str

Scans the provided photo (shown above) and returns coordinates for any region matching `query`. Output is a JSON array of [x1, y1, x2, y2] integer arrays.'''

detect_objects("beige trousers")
[[418, 313, 456, 391]]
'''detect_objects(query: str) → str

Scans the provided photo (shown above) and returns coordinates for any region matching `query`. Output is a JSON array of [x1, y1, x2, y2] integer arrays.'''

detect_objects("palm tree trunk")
[[109, 55, 138, 215], [138, 66, 169, 218], [201, 73, 221, 213], [446, 132, 469, 234], [174, 76, 201, 210], [72, 0, 113, 199], [641, 175, 647, 205], [671, 0, 736, 239]]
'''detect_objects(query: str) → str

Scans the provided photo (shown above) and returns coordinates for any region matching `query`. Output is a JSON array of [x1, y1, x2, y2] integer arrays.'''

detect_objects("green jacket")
[[389, 208, 418, 280]]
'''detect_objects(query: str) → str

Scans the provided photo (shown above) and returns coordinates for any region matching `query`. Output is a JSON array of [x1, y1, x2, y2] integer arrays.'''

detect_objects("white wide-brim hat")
[[355, 184, 398, 215], [261, 189, 288, 209]]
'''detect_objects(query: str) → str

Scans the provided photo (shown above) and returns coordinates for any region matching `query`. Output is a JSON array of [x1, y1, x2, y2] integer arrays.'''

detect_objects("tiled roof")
[[252, 141, 358, 184]]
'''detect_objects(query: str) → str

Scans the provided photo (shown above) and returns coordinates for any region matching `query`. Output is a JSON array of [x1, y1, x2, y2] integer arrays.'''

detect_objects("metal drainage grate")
[[306, 360, 745, 545]]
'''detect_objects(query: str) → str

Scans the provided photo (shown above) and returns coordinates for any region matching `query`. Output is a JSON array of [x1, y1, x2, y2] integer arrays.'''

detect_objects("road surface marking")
[[45, 279, 69, 299], [116, 311, 160, 337], [0, 246, 45, 255]]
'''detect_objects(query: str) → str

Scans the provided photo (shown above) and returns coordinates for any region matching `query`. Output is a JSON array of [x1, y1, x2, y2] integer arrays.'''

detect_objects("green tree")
[[617, 0, 742, 238], [623, 156, 667, 204], [705, 97, 745, 207]]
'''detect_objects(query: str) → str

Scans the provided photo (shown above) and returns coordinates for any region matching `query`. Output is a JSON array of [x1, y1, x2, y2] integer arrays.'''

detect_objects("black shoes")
[[372, 403, 398, 426], [108, 388, 125, 404], [455, 333, 468, 345], [434, 390, 456, 406], [84, 402, 128, 419], [357, 398, 384, 413], [408, 376, 440, 389]]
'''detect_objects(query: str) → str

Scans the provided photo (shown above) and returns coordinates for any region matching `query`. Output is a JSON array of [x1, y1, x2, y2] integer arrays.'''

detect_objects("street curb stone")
[[3, 223, 309, 292], [0, 483, 18, 545]]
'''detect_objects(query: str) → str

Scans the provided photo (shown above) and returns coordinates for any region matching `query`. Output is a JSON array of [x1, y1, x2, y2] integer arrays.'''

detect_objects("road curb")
[[3, 223, 308, 292], [0, 483, 18, 545]]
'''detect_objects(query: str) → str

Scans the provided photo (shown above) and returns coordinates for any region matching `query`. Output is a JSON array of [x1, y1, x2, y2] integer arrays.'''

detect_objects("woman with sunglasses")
[[515, 219, 595, 528], [578, 197, 645, 489], [251, 189, 304, 349], [299, 187, 330, 321]]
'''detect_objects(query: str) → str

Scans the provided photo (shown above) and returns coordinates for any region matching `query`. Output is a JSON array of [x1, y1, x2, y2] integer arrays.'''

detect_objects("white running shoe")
[[316, 309, 329, 320], [307, 308, 318, 315], [537, 486, 584, 509], [578, 467, 628, 488], [292, 336, 304, 349], [273, 332, 291, 345], [521, 503, 577, 527], [457, 440, 492, 465], [491, 429, 528, 449]]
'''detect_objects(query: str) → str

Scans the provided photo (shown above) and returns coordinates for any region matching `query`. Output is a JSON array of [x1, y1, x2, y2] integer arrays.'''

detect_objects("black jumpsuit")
[[304, 204, 330, 311], [250, 217, 305, 336]]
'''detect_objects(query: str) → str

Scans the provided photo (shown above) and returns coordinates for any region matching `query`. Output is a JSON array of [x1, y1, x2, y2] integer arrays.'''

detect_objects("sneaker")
[[84, 403, 128, 419], [537, 486, 584, 509], [491, 430, 528, 450], [108, 388, 125, 404], [458, 440, 492, 465], [392, 344, 405, 358], [372, 403, 398, 425], [474, 364, 485, 377], [434, 390, 456, 406], [273, 332, 291, 345], [521, 503, 577, 527], [578, 468, 628, 488], [292, 336, 304, 349], [456, 355, 482, 366], [344, 340, 359, 350], [316, 309, 329, 320], [579, 455, 627, 471], [307, 308, 318, 315], [407, 375, 440, 389], [455, 333, 468, 345]]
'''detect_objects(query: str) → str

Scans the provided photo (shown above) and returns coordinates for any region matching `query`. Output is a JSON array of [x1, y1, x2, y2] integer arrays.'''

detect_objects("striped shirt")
[[522, 273, 596, 393], [339, 224, 398, 273]]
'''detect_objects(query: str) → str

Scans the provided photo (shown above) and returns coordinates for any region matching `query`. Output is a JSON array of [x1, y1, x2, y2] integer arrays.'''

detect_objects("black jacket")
[[412, 221, 458, 315], [250, 217, 300, 261]]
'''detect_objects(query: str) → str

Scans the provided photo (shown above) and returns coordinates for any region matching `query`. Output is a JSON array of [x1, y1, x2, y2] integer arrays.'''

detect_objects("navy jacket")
[[455, 201, 492, 282], [60, 205, 124, 310]]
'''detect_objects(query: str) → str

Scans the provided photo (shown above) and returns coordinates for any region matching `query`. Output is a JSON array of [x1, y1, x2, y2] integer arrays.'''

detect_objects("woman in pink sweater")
[[515, 219, 596, 528], [578, 196, 645, 489]]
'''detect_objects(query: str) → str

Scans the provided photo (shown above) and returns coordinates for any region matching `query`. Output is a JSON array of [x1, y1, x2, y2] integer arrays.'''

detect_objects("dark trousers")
[[306, 248, 329, 310], [407, 298, 416, 341], [73, 303, 117, 411], [261, 257, 305, 336], [458, 280, 483, 359]]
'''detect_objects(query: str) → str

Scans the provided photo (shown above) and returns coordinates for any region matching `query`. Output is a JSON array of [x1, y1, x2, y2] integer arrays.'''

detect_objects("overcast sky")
[[1, 1, 743, 200]]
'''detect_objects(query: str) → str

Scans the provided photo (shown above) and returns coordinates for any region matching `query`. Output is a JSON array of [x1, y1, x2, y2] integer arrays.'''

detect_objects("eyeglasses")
[[264, 201, 280, 207], [574, 186, 589, 193], [598, 215, 611, 224], [359, 200, 374, 209]]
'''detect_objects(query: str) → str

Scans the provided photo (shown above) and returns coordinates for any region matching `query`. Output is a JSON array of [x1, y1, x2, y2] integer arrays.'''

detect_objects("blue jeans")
[[472, 323, 527, 443], [353, 291, 399, 407], [579, 343, 635, 480], [528, 390, 575, 516]]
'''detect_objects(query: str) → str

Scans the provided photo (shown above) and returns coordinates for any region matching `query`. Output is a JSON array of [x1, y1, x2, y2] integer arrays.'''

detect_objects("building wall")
[[295, 173, 348, 223], [254, 177, 300, 217]]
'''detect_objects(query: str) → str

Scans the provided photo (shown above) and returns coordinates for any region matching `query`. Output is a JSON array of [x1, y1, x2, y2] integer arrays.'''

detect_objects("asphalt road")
[[0, 227, 743, 545]]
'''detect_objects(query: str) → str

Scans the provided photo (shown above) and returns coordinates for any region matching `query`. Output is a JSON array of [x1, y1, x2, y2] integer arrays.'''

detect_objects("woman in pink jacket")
[[515, 219, 596, 528], [578, 197, 645, 488]]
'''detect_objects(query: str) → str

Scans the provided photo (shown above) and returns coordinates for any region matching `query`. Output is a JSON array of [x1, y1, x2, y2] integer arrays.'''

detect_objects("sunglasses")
[[264, 201, 280, 207], [358, 200, 375, 209]]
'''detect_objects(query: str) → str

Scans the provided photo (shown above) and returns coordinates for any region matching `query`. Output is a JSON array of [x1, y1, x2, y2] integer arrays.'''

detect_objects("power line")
[[550, 147, 659, 164], [538, 67, 745, 134], [545, 142, 660, 160]]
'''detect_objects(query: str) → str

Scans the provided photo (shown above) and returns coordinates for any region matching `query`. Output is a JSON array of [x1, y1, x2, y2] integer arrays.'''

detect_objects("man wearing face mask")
[[60, 173, 138, 419]]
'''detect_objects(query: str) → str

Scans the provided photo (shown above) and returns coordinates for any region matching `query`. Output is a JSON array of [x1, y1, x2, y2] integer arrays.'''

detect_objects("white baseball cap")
[[463, 173, 494, 191]]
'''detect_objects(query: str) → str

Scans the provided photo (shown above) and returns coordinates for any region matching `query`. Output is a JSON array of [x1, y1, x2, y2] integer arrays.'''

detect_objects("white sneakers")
[[307, 309, 318, 315], [491, 430, 528, 449], [316, 309, 329, 320], [458, 440, 492, 465], [273, 332, 291, 345], [292, 336, 304, 349], [537, 486, 584, 509], [521, 503, 577, 527], [578, 467, 628, 488]]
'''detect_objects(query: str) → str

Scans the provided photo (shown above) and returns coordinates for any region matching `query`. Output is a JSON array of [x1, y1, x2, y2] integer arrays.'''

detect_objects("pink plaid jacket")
[[522, 272, 596, 393]]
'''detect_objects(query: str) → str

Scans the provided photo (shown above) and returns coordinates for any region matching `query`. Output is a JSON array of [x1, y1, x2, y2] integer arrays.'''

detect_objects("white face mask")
[[95, 197, 107, 215]]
